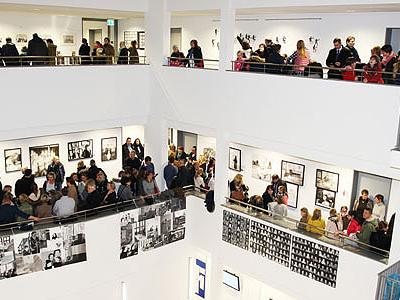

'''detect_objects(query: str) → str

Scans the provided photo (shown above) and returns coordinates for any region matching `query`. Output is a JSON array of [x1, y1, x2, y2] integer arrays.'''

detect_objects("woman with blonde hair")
[[229, 174, 248, 202], [288, 40, 310, 75], [298, 207, 310, 231], [307, 208, 326, 235]]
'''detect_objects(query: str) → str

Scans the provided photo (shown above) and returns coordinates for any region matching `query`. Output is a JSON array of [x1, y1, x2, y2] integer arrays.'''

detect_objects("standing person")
[[46, 39, 57, 66], [255, 43, 266, 59], [356, 208, 378, 245], [298, 207, 310, 231], [173, 159, 192, 188], [141, 171, 159, 197], [122, 138, 134, 167], [117, 41, 129, 64], [66, 177, 78, 202], [186, 40, 203, 68], [15, 169, 35, 198], [170, 45, 185, 66], [79, 38, 91, 65], [277, 185, 288, 206], [53, 187, 75, 217], [271, 175, 287, 197], [345, 211, 362, 236], [272, 196, 288, 220], [229, 174, 248, 202], [381, 44, 398, 84], [325, 208, 343, 239], [117, 176, 133, 202], [47, 157, 65, 191], [340, 206, 350, 230], [43, 172, 57, 193], [128, 40, 139, 64], [353, 189, 374, 218], [85, 179, 102, 209], [103, 37, 115, 64], [372, 194, 386, 222], [262, 185, 275, 210], [103, 181, 117, 204], [35, 194, 52, 218], [133, 138, 145, 162], [175, 146, 187, 161], [1, 37, 19, 66], [344, 36, 360, 62], [27, 33, 48, 66], [164, 156, 178, 189], [363, 55, 384, 84], [188, 146, 197, 161], [144, 156, 155, 174], [287, 40, 310, 75], [326, 38, 351, 79], [0, 193, 39, 225], [307, 208, 326, 235]]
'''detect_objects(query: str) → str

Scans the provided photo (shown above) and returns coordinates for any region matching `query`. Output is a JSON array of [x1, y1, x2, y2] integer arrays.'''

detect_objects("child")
[[342, 57, 357, 81], [363, 55, 384, 84], [234, 50, 246, 71]]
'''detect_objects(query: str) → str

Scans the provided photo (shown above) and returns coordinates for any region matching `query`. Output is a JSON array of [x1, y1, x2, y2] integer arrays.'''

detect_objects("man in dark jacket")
[[15, 169, 35, 198], [265, 44, 285, 74], [79, 38, 91, 65], [117, 41, 129, 64], [47, 157, 65, 191], [0, 192, 39, 225], [174, 159, 192, 188], [271, 174, 287, 197], [163, 156, 178, 189], [27, 33, 48, 65], [122, 137, 133, 167], [326, 38, 351, 79], [124, 151, 141, 171], [2, 38, 19, 66]]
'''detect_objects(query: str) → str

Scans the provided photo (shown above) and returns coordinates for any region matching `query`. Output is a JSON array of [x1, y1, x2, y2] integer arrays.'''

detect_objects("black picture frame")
[[101, 137, 117, 161], [286, 182, 299, 209], [137, 31, 145, 50], [228, 147, 242, 172], [4, 148, 22, 173], [315, 169, 339, 192], [29, 144, 60, 177], [67, 139, 93, 161], [281, 160, 305, 186], [315, 188, 336, 209]]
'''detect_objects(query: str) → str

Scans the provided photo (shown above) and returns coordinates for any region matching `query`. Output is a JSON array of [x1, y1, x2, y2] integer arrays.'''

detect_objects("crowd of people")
[[169, 40, 204, 68], [229, 173, 395, 252], [0, 33, 141, 66], [233, 36, 400, 85]]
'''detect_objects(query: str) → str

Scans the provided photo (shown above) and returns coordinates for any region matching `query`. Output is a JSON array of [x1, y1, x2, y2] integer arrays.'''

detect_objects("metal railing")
[[231, 60, 400, 86], [165, 57, 219, 70], [0, 55, 147, 67], [224, 196, 390, 263], [376, 261, 400, 299]]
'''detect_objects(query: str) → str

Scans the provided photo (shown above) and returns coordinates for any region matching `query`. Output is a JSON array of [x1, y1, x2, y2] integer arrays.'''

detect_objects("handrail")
[[165, 56, 219, 70], [224, 196, 390, 258]]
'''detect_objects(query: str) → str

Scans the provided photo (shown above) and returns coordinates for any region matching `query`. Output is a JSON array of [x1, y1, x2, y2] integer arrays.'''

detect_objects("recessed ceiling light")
[[33, 8, 40, 11]]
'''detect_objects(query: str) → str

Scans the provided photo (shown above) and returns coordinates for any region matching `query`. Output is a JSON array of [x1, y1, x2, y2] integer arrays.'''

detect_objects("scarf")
[[382, 51, 397, 66]]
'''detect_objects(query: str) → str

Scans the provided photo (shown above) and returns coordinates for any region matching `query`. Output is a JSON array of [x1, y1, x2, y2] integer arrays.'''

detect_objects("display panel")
[[101, 137, 117, 161], [222, 210, 250, 250], [222, 270, 240, 291], [67, 139, 93, 161]]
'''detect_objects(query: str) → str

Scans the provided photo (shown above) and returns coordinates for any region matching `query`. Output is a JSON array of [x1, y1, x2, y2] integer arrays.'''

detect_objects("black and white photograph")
[[222, 210, 250, 250], [316, 169, 339, 192], [229, 147, 242, 172], [315, 188, 336, 209], [101, 137, 117, 161], [16, 33, 27, 44], [137, 31, 145, 49], [0, 236, 16, 280], [281, 160, 305, 186], [251, 155, 272, 182], [62, 34, 75, 45], [67, 139, 93, 161], [29, 144, 59, 177], [286, 182, 299, 209], [4, 148, 22, 173], [203, 148, 216, 162]]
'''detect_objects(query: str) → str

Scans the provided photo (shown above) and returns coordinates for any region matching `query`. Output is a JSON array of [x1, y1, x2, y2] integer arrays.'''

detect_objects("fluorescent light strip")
[[264, 17, 322, 21]]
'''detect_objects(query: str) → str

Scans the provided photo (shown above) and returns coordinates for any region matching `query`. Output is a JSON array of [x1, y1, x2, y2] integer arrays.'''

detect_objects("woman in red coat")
[[345, 211, 362, 236], [363, 55, 384, 84]]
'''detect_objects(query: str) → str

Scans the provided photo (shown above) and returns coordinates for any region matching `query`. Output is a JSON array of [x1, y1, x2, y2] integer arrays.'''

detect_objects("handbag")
[[231, 190, 245, 201]]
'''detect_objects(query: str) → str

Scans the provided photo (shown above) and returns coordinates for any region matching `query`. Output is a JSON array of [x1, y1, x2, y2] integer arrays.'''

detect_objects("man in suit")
[[326, 38, 351, 79]]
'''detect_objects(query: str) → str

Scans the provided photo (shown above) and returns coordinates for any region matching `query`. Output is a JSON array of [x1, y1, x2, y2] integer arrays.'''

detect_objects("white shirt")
[[194, 176, 205, 189], [372, 202, 386, 221]]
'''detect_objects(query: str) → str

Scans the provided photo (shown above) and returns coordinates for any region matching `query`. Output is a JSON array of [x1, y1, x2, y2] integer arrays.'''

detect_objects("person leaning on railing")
[[381, 44, 398, 84], [363, 55, 384, 84], [117, 41, 129, 65], [186, 39, 204, 68], [170, 45, 185, 67], [325, 208, 343, 239], [128, 40, 139, 64], [0, 192, 39, 225], [1, 37, 19, 67], [307, 208, 326, 235], [297, 207, 310, 231]]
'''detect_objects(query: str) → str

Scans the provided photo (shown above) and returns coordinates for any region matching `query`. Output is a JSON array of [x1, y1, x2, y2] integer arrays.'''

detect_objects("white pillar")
[[219, 0, 235, 72]]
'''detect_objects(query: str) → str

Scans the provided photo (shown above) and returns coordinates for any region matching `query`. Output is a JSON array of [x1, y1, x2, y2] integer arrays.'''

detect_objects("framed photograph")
[[101, 137, 117, 161], [315, 188, 336, 209], [62, 34, 75, 45], [228, 147, 241, 171], [4, 148, 22, 173], [286, 182, 299, 209], [16, 34, 28, 44], [251, 157, 272, 182], [316, 169, 339, 192], [67, 139, 93, 161], [281, 160, 305, 186], [137, 31, 145, 50], [29, 144, 59, 177]]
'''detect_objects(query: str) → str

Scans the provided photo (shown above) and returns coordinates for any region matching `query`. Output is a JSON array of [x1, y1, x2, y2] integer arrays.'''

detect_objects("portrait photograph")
[[229, 147, 241, 171], [67, 139, 93, 161], [4, 148, 22, 173], [281, 160, 305, 186], [101, 137, 117, 161], [29, 144, 59, 177], [315, 188, 336, 209], [316, 169, 339, 192]]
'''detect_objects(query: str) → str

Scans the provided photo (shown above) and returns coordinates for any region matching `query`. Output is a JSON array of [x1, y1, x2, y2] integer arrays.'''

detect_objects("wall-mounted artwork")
[[67, 140, 93, 161], [315, 188, 336, 209], [101, 137, 117, 161], [29, 144, 59, 177], [222, 210, 250, 250], [16, 34, 28, 44], [286, 182, 299, 209], [281, 160, 305, 186], [229, 147, 242, 172], [316, 169, 339, 192], [62, 34, 75, 45], [4, 148, 22, 173], [252, 156, 272, 182], [137, 31, 145, 50], [203, 148, 216, 162]]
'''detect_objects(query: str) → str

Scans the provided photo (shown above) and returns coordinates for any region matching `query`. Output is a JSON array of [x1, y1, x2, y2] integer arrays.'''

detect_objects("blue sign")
[[195, 259, 206, 298]]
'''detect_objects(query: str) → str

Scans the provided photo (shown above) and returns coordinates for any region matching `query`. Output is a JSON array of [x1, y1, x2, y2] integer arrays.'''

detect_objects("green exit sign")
[[107, 19, 115, 26]]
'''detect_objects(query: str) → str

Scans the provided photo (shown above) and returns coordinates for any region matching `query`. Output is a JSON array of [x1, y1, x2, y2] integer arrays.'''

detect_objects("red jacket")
[[363, 64, 384, 84], [346, 219, 361, 235]]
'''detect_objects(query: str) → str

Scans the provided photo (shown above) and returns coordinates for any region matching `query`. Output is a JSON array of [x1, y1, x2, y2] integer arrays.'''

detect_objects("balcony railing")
[[164, 57, 219, 70], [0, 55, 147, 67], [376, 260, 400, 299], [231, 60, 400, 87], [224, 197, 390, 264]]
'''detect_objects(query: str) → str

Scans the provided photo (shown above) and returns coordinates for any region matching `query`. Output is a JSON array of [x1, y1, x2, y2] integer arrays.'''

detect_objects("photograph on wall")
[[137, 31, 145, 49], [4, 148, 22, 173], [316, 169, 339, 192], [228, 147, 241, 172], [281, 160, 305, 186], [29, 144, 59, 177], [0, 236, 16, 280], [251, 155, 272, 182], [315, 188, 336, 209], [286, 182, 299, 209], [16, 34, 28, 44], [120, 198, 186, 260], [203, 148, 216, 162], [62, 34, 75, 45], [101, 137, 117, 161], [67, 139, 93, 161]]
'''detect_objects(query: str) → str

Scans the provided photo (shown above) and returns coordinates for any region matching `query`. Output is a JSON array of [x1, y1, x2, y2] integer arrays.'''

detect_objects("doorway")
[[170, 28, 182, 53], [89, 29, 102, 48], [385, 28, 400, 52], [82, 18, 118, 50]]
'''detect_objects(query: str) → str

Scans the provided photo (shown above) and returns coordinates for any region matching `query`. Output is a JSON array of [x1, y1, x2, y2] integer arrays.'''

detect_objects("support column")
[[218, 0, 235, 72]]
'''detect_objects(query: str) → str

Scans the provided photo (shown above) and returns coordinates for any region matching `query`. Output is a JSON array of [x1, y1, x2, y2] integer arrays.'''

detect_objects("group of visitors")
[[169, 40, 204, 68], [229, 173, 395, 252], [0, 33, 141, 66], [234, 35, 400, 85]]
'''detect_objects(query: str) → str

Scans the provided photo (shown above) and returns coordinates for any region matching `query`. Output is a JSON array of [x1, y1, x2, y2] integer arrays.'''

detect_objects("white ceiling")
[[0, 3, 144, 18]]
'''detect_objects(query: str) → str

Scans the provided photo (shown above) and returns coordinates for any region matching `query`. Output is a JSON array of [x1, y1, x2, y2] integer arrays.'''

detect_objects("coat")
[[326, 47, 351, 79], [103, 44, 115, 64], [357, 217, 378, 244], [117, 47, 129, 64], [382, 55, 397, 84], [79, 43, 91, 65], [186, 47, 203, 68], [27, 36, 48, 65], [1, 43, 19, 66], [363, 64, 384, 84], [128, 47, 139, 64]]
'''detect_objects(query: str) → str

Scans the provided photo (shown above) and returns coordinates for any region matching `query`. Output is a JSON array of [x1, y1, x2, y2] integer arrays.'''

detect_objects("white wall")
[[118, 17, 146, 56]]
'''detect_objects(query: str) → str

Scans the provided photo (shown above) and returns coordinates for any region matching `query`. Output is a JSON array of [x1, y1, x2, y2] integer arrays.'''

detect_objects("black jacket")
[[104, 191, 117, 204], [345, 46, 360, 62], [117, 48, 129, 64], [27, 36, 48, 59], [174, 166, 192, 188], [15, 176, 34, 197], [124, 157, 141, 170], [2, 43, 19, 66], [326, 47, 351, 68], [122, 143, 132, 165], [86, 190, 102, 209], [265, 50, 285, 74], [186, 47, 203, 67], [79, 44, 90, 56], [133, 144, 144, 161], [382, 56, 397, 84]]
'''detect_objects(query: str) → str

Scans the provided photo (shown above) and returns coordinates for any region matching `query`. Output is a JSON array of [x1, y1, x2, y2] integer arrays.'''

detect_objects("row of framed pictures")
[[4, 137, 118, 176]]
